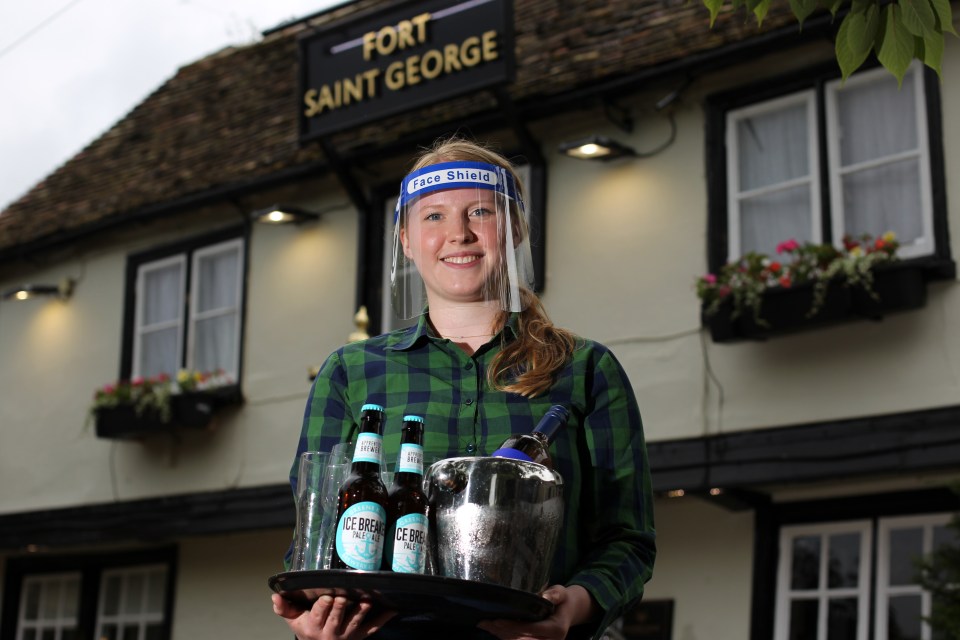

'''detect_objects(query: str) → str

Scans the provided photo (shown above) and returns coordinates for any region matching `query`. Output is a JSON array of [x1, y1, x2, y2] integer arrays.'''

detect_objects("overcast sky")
[[0, 0, 344, 211]]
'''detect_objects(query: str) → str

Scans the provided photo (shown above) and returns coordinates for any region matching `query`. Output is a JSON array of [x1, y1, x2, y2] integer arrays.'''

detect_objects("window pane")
[[890, 527, 923, 586], [61, 629, 78, 640], [196, 249, 239, 312], [789, 599, 818, 640], [792, 535, 821, 589], [121, 625, 140, 640], [62, 577, 80, 618], [842, 158, 922, 243], [828, 533, 860, 588], [24, 582, 40, 620], [41, 582, 60, 619], [837, 69, 917, 166], [193, 315, 237, 374], [740, 185, 812, 255], [40, 630, 54, 640], [99, 624, 118, 640], [145, 624, 164, 640], [124, 573, 145, 614], [827, 598, 858, 640], [142, 265, 182, 325], [888, 595, 922, 640], [146, 571, 165, 615], [933, 523, 958, 551], [139, 328, 179, 379], [22, 629, 36, 640], [737, 102, 809, 191], [102, 575, 122, 616]]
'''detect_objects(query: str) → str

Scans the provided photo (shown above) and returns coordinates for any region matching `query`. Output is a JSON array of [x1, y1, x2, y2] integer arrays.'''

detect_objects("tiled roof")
[[0, 0, 800, 256]]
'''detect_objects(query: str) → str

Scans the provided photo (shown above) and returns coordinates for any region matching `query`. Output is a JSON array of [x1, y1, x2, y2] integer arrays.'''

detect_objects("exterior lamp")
[[558, 136, 637, 161], [251, 204, 321, 225], [2, 278, 75, 302]]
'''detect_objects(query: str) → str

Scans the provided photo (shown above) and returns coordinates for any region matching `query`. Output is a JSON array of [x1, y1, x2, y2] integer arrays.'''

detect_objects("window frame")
[[774, 520, 873, 640], [1, 547, 177, 640], [120, 226, 247, 383], [705, 60, 951, 276]]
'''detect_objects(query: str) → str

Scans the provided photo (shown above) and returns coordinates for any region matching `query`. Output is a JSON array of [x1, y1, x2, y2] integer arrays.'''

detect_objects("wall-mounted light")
[[2, 278, 75, 302], [558, 135, 637, 161], [251, 204, 321, 225]]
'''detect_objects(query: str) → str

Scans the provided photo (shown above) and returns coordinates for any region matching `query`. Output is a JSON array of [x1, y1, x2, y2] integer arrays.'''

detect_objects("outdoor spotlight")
[[558, 135, 637, 161], [2, 278, 75, 302], [251, 204, 321, 225]]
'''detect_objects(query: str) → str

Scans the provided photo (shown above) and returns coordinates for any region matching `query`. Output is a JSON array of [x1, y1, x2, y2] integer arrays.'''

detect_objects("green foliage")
[[701, 0, 956, 82], [915, 509, 960, 637]]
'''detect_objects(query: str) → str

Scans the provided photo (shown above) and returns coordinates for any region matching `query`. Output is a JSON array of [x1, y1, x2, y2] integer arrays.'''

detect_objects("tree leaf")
[[836, 4, 879, 79], [899, 0, 936, 37], [921, 30, 945, 76], [928, 0, 958, 36], [877, 4, 917, 85], [824, 0, 847, 17], [753, 0, 773, 25], [703, 0, 724, 27], [789, 0, 820, 25]]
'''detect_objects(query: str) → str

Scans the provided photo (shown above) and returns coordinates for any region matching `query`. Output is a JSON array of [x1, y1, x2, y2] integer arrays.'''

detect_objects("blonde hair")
[[409, 137, 577, 397]]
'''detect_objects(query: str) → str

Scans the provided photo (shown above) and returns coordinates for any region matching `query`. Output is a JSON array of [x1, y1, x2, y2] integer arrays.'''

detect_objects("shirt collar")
[[387, 312, 520, 352]]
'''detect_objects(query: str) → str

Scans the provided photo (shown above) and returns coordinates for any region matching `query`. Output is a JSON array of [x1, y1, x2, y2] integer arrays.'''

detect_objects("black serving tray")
[[268, 570, 553, 625]]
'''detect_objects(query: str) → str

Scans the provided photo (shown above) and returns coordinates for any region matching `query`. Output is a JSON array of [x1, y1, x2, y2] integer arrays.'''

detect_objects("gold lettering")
[[397, 19, 416, 49], [412, 13, 431, 43], [343, 75, 363, 105], [362, 68, 381, 97], [461, 36, 481, 67], [362, 31, 377, 61], [318, 84, 336, 113], [384, 60, 405, 90], [405, 54, 422, 86], [304, 89, 320, 117], [420, 49, 443, 79], [482, 30, 498, 61], [376, 25, 398, 57], [444, 43, 462, 73]]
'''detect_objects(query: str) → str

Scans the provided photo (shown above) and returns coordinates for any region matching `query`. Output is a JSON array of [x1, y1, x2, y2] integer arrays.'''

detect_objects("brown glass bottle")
[[383, 415, 429, 573], [330, 403, 389, 571], [491, 405, 570, 467]]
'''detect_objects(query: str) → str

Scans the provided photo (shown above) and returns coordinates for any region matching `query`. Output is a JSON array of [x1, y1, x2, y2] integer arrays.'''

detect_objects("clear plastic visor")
[[389, 161, 534, 321]]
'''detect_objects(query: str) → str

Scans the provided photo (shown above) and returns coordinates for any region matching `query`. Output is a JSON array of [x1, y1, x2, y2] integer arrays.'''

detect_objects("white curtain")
[[137, 262, 182, 378], [191, 245, 240, 376]]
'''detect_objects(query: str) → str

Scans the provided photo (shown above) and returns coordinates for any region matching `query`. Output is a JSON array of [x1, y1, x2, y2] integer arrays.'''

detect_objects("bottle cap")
[[361, 403, 385, 413], [403, 415, 425, 423]]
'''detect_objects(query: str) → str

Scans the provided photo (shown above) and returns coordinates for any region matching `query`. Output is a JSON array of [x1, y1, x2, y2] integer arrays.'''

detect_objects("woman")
[[272, 138, 656, 640]]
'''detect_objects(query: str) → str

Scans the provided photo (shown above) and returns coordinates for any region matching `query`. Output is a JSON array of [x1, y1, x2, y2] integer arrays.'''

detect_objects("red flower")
[[778, 275, 792, 288], [875, 238, 886, 250], [843, 236, 860, 251], [132, 376, 145, 386], [769, 261, 782, 273], [718, 285, 732, 298]]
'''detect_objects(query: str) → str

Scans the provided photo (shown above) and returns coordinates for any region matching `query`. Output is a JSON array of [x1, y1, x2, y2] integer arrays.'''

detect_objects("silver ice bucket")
[[424, 456, 564, 593]]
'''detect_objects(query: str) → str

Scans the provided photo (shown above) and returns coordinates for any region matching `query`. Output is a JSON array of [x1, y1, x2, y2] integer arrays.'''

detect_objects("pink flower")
[[776, 239, 800, 254], [718, 285, 732, 298], [132, 376, 145, 386], [704, 273, 717, 284], [102, 384, 116, 394]]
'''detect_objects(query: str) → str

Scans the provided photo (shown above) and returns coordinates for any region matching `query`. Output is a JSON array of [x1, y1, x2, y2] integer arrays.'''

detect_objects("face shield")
[[390, 160, 535, 320]]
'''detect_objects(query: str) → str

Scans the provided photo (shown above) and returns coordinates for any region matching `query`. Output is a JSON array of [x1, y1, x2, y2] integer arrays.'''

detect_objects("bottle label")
[[335, 501, 386, 570], [353, 433, 383, 464], [397, 443, 423, 474], [390, 513, 428, 573]]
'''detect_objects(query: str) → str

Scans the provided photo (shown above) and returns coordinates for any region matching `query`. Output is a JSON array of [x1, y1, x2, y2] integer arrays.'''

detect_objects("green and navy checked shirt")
[[291, 313, 656, 638]]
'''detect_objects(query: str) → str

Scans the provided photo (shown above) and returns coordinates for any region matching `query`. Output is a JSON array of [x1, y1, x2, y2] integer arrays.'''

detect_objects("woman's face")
[[400, 187, 504, 308]]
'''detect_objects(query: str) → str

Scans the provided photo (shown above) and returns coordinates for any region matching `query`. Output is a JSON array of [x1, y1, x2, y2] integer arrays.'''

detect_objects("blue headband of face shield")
[[395, 160, 522, 222]]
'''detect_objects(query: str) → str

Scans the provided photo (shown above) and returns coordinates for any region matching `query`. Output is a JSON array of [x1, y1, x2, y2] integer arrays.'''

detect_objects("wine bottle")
[[491, 404, 570, 467], [383, 415, 429, 573], [331, 403, 389, 571]]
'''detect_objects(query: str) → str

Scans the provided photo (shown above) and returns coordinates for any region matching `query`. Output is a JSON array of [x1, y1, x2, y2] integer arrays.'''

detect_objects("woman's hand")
[[477, 584, 599, 640], [272, 593, 395, 640]]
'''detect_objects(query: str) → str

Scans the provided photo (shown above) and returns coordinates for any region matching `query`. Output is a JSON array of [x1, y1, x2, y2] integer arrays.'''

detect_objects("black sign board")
[[298, 0, 514, 141], [621, 599, 674, 640]]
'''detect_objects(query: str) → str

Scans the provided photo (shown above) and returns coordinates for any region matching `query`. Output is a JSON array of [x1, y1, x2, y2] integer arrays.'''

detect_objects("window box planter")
[[705, 264, 928, 343], [94, 386, 241, 440]]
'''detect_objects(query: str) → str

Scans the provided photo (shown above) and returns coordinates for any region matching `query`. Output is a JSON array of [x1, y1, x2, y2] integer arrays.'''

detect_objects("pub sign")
[[298, 0, 515, 141]]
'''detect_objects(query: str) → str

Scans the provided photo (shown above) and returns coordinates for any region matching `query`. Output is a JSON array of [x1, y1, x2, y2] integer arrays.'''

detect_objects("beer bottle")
[[383, 415, 428, 573], [491, 405, 570, 467], [331, 403, 389, 571]]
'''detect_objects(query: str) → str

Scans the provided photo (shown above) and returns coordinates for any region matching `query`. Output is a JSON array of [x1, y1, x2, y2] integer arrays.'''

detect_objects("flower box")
[[94, 387, 241, 440], [705, 264, 927, 343]]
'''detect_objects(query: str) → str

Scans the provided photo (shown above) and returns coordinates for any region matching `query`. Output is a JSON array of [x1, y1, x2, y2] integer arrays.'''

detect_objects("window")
[[122, 229, 245, 381], [775, 514, 958, 640], [711, 61, 946, 268], [3, 550, 174, 640]]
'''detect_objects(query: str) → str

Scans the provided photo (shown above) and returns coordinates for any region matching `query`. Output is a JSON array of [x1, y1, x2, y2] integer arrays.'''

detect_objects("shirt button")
[[464, 398, 473, 406], [466, 443, 476, 454], [465, 362, 474, 370]]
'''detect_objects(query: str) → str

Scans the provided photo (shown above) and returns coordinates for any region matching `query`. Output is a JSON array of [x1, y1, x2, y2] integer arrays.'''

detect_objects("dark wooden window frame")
[[119, 225, 249, 385], [1, 546, 178, 640]]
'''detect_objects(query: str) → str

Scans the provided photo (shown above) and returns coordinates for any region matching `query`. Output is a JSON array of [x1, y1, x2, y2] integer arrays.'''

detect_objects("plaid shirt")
[[292, 313, 656, 638]]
